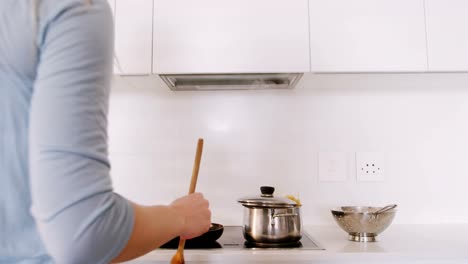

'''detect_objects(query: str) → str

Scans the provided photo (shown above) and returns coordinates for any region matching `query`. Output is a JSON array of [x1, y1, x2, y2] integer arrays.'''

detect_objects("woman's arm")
[[112, 194, 210, 262], [29, 1, 210, 263]]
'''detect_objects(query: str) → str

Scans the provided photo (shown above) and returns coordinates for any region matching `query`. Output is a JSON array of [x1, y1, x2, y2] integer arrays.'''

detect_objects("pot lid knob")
[[260, 186, 275, 197]]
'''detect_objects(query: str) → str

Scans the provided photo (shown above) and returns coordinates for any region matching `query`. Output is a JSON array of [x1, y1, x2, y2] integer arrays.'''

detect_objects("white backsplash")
[[108, 73, 468, 226]]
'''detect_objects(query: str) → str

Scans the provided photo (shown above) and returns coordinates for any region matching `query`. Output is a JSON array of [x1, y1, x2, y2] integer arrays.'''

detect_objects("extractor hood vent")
[[159, 73, 303, 91]]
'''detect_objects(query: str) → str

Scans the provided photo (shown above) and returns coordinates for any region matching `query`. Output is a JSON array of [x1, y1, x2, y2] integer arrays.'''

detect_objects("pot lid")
[[237, 186, 297, 208]]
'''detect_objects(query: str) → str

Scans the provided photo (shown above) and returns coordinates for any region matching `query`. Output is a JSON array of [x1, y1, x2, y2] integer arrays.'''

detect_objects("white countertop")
[[126, 224, 468, 264]]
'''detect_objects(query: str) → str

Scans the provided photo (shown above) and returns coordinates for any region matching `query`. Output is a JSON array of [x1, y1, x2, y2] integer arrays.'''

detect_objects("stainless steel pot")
[[238, 186, 302, 244]]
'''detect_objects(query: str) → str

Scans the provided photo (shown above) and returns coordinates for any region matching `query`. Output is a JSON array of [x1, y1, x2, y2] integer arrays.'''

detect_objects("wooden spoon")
[[170, 138, 204, 264]]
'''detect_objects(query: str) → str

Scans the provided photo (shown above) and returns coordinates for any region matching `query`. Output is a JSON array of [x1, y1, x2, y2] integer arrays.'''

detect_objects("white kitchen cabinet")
[[153, 0, 310, 74], [308, 0, 428, 72], [114, 0, 153, 75], [425, 0, 468, 72]]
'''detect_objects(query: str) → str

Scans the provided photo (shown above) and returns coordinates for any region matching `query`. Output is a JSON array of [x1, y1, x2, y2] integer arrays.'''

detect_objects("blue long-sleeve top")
[[0, 0, 134, 263]]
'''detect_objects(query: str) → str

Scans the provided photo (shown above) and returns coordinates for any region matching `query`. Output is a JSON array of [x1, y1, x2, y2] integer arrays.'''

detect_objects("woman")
[[0, 0, 211, 263]]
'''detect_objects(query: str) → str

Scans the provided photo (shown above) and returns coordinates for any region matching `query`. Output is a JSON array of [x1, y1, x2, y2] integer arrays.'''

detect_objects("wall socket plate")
[[356, 152, 385, 182]]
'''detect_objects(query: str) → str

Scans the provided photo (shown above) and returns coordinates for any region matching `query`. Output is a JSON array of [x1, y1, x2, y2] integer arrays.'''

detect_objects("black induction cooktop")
[[160, 226, 324, 250]]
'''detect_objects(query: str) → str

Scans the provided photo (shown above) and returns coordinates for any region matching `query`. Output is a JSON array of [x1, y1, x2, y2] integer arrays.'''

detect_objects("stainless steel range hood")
[[159, 73, 303, 91]]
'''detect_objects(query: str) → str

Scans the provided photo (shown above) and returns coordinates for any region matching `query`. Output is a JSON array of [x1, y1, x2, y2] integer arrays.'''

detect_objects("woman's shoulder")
[[38, 0, 112, 30], [36, 0, 113, 47]]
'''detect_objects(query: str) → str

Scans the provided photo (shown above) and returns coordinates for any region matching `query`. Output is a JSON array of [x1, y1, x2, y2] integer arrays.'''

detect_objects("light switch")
[[318, 152, 348, 182]]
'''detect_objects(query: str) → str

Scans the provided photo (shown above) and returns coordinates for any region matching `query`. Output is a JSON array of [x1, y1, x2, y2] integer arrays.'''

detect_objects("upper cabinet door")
[[114, 0, 153, 75], [153, 0, 310, 74], [309, 0, 427, 72], [425, 0, 468, 72]]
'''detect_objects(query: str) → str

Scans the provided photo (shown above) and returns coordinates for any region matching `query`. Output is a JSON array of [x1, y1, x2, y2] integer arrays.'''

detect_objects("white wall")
[[108, 73, 468, 226]]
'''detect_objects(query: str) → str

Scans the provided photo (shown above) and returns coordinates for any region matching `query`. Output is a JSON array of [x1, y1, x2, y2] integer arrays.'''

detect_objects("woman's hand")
[[169, 193, 211, 239]]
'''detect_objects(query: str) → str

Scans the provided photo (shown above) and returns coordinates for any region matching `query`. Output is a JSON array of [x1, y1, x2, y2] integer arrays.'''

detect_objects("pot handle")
[[272, 213, 299, 218]]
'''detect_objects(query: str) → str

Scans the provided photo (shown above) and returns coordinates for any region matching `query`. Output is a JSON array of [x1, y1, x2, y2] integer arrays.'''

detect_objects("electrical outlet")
[[319, 152, 347, 182], [356, 152, 385, 182]]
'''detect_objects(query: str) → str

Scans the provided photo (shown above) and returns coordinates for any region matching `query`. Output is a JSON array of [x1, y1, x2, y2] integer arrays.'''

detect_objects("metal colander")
[[331, 205, 397, 242]]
